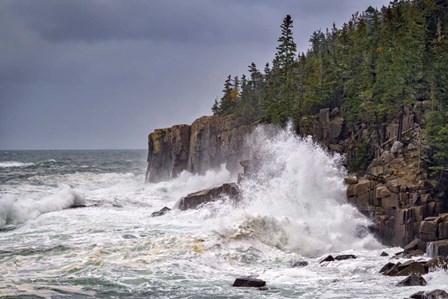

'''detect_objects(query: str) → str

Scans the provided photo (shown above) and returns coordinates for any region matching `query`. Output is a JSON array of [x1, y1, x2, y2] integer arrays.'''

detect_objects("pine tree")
[[273, 15, 297, 78]]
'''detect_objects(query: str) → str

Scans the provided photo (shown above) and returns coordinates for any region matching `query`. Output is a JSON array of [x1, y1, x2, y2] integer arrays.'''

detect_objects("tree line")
[[211, 0, 448, 175]]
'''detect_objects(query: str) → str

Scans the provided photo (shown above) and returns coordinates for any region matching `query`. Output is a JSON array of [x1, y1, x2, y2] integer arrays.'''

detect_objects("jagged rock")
[[380, 151, 395, 164], [396, 274, 427, 287], [178, 183, 239, 210], [344, 176, 358, 185], [146, 124, 191, 183], [404, 239, 427, 254], [426, 256, 448, 271], [380, 251, 389, 257], [410, 291, 425, 299], [391, 141, 404, 154], [424, 289, 448, 299], [410, 290, 448, 299], [292, 260, 308, 267], [320, 255, 334, 263], [334, 254, 357, 260], [233, 277, 266, 288], [395, 261, 427, 276], [380, 262, 396, 274], [146, 115, 253, 182], [151, 206, 171, 217], [384, 262, 402, 276]]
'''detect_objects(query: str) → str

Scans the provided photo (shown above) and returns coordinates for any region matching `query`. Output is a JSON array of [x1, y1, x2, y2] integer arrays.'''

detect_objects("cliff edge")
[[146, 115, 254, 182]]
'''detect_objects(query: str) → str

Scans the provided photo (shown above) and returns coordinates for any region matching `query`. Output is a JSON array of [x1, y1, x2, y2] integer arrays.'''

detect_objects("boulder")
[[178, 183, 239, 210], [380, 262, 396, 274], [380, 251, 389, 257], [384, 263, 402, 276], [344, 176, 358, 185], [404, 239, 427, 254], [423, 289, 448, 299], [233, 277, 266, 288], [320, 255, 334, 263], [151, 206, 171, 217], [334, 254, 357, 261], [396, 274, 427, 287], [395, 261, 427, 276], [411, 290, 448, 299], [391, 141, 404, 154]]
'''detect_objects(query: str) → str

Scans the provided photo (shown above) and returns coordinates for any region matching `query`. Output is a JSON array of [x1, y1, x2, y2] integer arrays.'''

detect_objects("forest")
[[211, 0, 448, 176]]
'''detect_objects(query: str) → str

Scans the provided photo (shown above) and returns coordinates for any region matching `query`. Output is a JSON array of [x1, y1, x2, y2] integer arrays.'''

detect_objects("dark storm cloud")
[[7, 0, 273, 44], [0, 0, 390, 150]]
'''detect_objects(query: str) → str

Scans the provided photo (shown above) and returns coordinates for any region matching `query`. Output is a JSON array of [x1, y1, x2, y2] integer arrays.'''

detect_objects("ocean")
[[1, 127, 447, 298]]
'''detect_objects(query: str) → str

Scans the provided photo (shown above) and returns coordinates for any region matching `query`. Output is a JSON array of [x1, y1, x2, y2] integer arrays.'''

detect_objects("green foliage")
[[210, 0, 448, 172], [348, 141, 375, 173]]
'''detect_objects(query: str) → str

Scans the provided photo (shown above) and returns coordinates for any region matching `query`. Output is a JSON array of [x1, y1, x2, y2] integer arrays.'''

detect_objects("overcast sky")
[[0, 0, 390, 150]]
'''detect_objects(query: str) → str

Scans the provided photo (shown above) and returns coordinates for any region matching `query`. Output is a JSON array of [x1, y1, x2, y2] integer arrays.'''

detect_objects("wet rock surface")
[[233, 277, 266, 288], [151, 206, 171, 217], [396, 274, 427, 287], [178, 183, 239, 210]]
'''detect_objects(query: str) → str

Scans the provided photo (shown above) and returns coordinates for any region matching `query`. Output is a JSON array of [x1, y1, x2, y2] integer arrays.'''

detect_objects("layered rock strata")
[[146, 115, 254, 182]]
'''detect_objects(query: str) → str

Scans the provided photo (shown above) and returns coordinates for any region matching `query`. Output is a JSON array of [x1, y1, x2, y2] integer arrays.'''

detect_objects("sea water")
[[1, 127, 447, 298]]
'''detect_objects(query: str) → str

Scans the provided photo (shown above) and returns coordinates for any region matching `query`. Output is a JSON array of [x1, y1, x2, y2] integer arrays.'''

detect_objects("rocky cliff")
[[310, 101, 447, 247], [146, 101, 447, 248], [146, 115, 254, 182]]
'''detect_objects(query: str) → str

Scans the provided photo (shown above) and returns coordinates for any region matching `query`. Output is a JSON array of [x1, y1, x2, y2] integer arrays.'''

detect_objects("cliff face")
[[312, 101, 446, 247], [146, 101, 447, 247], [146, 115, 254, 183]]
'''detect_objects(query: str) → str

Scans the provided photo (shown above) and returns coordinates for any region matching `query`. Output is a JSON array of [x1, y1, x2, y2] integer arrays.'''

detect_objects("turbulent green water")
[[1, 130, 447, 298]]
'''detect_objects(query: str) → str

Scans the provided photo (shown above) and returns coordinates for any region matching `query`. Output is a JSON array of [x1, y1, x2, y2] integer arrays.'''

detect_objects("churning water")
[[0, 128, 447, 298]]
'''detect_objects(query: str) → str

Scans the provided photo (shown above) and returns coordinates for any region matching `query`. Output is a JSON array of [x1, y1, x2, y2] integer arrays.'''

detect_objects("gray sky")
[[0, 0, 390, 150]]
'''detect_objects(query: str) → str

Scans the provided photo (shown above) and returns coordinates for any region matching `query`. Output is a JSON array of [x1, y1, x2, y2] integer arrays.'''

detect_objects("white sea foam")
[[0, 186, 85, 226], [207, 124, 380, 256], [0, 161, 34, 168]]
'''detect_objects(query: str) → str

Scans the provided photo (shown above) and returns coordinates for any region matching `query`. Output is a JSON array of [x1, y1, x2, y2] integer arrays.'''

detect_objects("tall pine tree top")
[[273, 15, 297, 77]]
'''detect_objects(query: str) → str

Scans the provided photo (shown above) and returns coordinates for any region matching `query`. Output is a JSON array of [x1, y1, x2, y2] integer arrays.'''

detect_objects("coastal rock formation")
[[146, 100, 448, 248], [232, 277, 266, 288], [396, 274, 427, 287], [146, 115, 254, 182], [178, 183, 239, 210]]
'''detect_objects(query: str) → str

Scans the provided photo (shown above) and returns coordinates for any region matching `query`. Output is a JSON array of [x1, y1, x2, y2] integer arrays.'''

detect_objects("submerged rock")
[[151, 206, 171, 217], [122, 234, 137, 239], [233, 277, 266, 288], [292, 260, 308, 267], [396, 274, 427, 287], [178, 183, 239, 210]]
